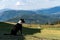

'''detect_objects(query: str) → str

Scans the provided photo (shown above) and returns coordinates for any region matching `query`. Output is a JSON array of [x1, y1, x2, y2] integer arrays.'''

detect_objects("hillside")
[[6, 14, 51, 24], [0, 22, 40, 40], [0, 10, 36, 21], [0, 6, 60, 24], [0, 22, 60, 40]]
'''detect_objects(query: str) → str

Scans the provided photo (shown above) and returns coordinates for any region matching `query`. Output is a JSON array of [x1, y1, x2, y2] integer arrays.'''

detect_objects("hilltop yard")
[[0, 22, 60, 40]]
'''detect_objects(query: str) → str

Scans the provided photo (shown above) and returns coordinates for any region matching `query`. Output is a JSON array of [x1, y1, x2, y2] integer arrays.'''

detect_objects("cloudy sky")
[[0, 0, 60, 10]]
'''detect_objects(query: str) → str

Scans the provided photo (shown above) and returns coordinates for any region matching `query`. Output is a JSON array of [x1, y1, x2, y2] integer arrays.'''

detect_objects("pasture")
[[0, 22, 60, 40]]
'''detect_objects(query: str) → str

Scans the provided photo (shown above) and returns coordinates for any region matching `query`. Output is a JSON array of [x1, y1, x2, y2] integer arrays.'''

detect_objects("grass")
[[34, 29, 60, 39], [0, 22, 40, 40], [0, 22, 60, 40], [23, 24, 60, 40]]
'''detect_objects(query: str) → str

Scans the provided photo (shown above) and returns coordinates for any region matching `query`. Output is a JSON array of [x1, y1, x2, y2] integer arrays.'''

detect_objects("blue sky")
[[0, 0, 60, 10]]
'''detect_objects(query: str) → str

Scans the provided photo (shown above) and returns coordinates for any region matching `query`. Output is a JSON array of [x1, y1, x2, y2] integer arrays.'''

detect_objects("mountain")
[[7, 14, 50, 24], [0, 6, 60, 24], [36, 6, 60, 20], [36, 6, 60, 15], [0, 9, 36, 21], [0, 9, 50, 24]]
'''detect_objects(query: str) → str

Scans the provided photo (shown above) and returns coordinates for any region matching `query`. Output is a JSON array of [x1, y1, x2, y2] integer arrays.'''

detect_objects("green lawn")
[[0, 22, 40, 40], [0, 22, 60, 40]]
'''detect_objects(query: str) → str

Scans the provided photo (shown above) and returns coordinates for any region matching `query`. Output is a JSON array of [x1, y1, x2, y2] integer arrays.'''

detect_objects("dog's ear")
[[20, 19, 25, 23], [22, 19, 25, 23]]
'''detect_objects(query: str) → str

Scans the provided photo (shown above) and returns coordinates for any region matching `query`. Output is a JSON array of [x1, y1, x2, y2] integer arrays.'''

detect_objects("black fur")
[[10, 19, 25, 35]]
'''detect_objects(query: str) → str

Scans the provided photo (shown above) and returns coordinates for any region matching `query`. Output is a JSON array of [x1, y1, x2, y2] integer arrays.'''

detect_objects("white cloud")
[[16, 1, 25, 6], [0, 5, 5, 9], [0, 0, 60, 10], [0, 0, 8, 2], [16, 2, 20, 6], [22, 0, 60, 9], [6, 0, 60, 10]]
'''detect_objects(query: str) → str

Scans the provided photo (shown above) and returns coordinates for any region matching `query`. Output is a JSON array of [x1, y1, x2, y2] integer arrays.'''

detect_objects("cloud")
[[16, 1, 25, 6], [21, 0, 60, 9], [0, 0, 8, 2], [10, 0, 60, 10], [16, 2, 20, 6], [0, 0, 60, 10], [0, 5, 5, 9]]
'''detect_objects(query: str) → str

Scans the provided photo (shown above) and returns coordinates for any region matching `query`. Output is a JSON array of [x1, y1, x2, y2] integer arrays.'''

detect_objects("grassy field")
[[0, 22, 60, 40]]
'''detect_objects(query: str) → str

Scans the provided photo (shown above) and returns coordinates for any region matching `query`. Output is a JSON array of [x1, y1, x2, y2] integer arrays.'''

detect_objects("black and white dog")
[[10, 19, 25, 35], [4, 19, 25, 36]]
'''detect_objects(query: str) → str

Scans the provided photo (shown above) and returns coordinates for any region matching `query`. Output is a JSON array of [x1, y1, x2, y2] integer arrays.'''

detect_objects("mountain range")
[[0, 6, 60, 24]]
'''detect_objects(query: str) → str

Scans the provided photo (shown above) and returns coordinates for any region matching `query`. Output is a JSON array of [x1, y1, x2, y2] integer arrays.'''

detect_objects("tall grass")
[[0, 22, 60, 40]]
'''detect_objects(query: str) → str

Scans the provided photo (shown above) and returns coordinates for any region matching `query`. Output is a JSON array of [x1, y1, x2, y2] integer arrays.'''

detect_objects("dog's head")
[[20, 19, 25, 23]]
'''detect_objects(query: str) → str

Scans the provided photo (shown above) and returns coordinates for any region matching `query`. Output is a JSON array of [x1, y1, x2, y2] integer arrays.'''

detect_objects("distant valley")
[[0, 6, 60, 24]]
